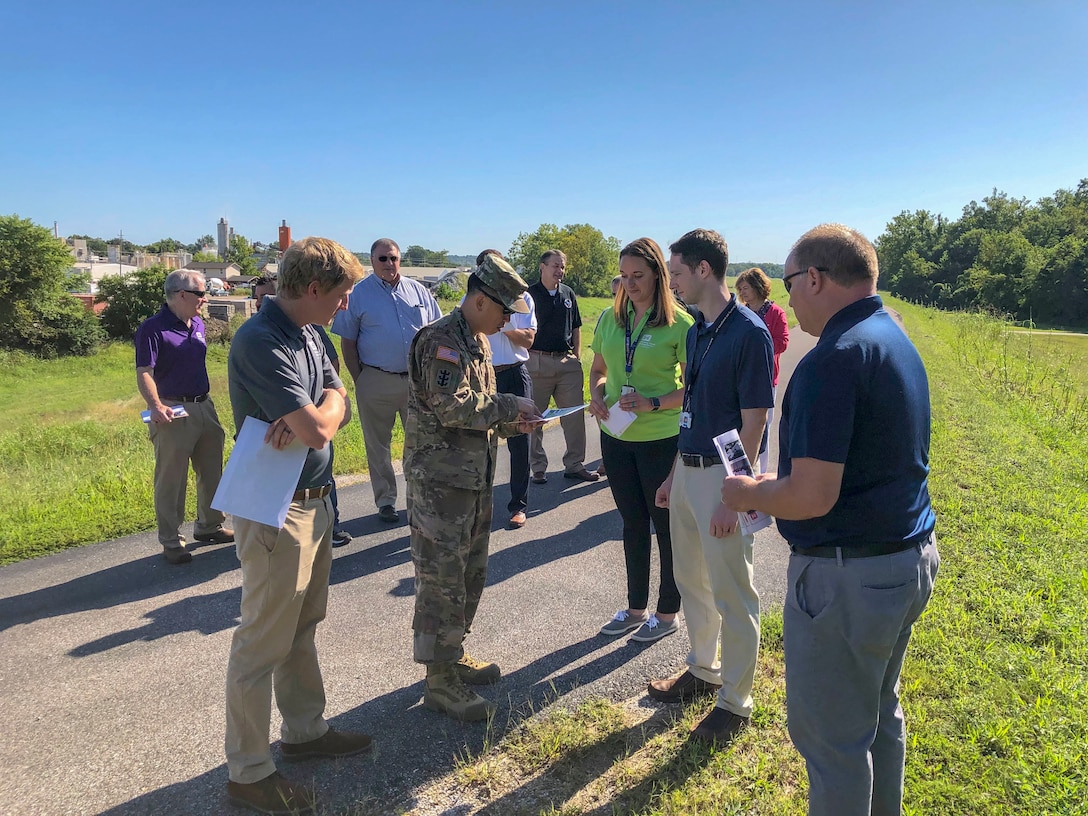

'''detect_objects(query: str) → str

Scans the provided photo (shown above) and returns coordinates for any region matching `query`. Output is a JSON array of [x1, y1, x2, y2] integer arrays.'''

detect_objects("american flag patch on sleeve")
[[436, 346, 460, 364]]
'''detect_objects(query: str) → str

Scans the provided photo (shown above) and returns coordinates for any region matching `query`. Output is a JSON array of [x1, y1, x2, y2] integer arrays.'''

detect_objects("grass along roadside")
[[378, 299, 1087, 815]]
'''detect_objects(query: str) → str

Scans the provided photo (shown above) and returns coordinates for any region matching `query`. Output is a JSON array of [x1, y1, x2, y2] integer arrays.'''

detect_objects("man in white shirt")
[[332, 239, 442, 524], [475, 250, 538, 528]]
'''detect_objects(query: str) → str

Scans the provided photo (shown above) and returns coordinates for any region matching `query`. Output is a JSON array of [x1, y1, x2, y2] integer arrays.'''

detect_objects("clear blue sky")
[[2, 1, 1085, 262]]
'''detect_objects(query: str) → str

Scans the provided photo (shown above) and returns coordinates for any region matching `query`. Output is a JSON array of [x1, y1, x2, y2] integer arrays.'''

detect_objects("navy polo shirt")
[[529, 281, 581, 353], [777, 296, 936, 550], [134, 305, 210, 397], [678, 297, 775, 458], [228, 298, 343, 490]]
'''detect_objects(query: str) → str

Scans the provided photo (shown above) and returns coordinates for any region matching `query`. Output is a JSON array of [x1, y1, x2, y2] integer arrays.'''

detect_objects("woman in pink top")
[[735, 267, 789, 473]]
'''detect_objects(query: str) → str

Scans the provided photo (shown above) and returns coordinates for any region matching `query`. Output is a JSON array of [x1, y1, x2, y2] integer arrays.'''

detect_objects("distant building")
[[217, 218, 230, 260]]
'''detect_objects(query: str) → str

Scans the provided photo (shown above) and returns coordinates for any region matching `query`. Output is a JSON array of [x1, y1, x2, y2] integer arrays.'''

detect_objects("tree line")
[[877, 180, 1088, 327]]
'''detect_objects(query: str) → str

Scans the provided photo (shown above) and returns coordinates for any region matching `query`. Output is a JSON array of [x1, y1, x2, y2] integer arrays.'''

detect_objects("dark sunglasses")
[[377, 255, 399, 263], [482, 290, 514, 315], [183, 289, 208, 297], [783, 266, 828, 294]]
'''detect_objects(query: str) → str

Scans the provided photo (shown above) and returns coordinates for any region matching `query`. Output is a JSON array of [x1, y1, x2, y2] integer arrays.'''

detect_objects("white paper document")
[[712, 428, 773, 536], [600, 402, 637, 437], [211, 415, 308, 528], [542, 404, 588, 420]]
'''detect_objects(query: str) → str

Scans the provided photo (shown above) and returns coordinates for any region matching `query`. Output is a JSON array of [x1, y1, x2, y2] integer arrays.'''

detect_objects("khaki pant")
[[527, 352, 586, 474], [669, 460, 760, 717], [224, 497, 333, 784], [148, 397, 226, 547], [356, 366, 409, 509]]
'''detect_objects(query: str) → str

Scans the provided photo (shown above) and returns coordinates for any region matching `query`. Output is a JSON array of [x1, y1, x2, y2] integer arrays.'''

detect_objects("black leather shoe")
[[563, 468, 600, 482], [647, 669, 721, 703], [378, 505, 399, 523], [162, 546, 192, 565], [192, 527, 235, 545], [689, 706, 749, 747], [227, 771, 315, 814]]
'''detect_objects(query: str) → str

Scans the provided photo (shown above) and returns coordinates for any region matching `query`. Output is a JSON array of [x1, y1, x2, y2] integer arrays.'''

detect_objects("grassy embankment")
[[366, 298, 1087, 815], [0, 297, 612, 563]]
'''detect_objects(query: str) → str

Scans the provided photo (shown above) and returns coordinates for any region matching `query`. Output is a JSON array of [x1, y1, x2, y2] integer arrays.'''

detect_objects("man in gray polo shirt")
[[224, 237, 371, 815]]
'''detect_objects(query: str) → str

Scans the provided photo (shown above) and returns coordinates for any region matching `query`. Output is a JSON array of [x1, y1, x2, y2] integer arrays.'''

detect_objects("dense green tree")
[[68, 234, 109, 255], [224, 234, 257, 276], [404, 245, 452, 267], [187, 234, 216, 254], [507, 223, 620, 296], [145, 238, 183, 254], [97, 265, 170, 340], [0, 215, 104, 356]]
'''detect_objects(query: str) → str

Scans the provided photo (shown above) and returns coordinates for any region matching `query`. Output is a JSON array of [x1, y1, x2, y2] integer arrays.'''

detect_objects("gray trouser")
[[526, 351, 586, 474], [784, 535, 939, 816], [355, 366, 409, 509]]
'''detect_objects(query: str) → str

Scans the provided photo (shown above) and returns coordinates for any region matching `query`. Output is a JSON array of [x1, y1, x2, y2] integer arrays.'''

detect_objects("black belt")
[[530, 349, 570, 358], [680, 453, 722, 468], [493, 361, 523, 373], [362, 363, 408, 377], [292, 484, 333, 502], [790, 538, 924, 559], [161, 393, 209, 403]]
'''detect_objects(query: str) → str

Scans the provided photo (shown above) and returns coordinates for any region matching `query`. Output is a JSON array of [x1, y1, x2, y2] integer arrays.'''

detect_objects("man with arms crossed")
[[332, 238, 441, 523], [527, 249, 598, 483], [649, 229, 774, 746], [722, 224, 939, 816], [225, 238, 371, 814], [135, 269, 233, 564]]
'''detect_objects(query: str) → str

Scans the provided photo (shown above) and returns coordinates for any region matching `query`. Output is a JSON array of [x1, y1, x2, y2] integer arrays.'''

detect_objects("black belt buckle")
[[681, 453, 721, 468]]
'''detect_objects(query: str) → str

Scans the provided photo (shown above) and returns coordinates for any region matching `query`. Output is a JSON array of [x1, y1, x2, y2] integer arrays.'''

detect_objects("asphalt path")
[[0, 329, 817, 816]]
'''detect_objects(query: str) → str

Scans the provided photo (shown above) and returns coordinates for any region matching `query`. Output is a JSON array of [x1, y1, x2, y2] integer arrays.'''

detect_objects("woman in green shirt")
[[588, 237, 694, 643]]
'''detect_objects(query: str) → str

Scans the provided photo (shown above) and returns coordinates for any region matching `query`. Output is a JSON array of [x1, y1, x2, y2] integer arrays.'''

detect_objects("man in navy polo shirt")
[[722, 224, 939, 816], [135, 268, 233, 564], [648, 228, 774, 747]]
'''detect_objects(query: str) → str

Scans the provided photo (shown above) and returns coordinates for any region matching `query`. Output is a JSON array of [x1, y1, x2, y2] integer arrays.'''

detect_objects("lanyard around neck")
[[682, 296, 738, 412], [624, 307, 655, 383]]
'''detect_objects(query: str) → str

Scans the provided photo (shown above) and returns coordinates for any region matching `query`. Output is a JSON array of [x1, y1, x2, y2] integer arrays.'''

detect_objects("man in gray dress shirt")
[[332, 238, 442, 523]]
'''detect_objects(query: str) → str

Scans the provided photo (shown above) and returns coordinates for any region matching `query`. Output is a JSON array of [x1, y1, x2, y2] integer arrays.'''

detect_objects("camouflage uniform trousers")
[[409, 477, 494, 664]]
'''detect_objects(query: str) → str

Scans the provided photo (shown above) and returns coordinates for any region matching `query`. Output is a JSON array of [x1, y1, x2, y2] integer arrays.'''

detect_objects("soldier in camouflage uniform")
[[406, 254, 542, 721]]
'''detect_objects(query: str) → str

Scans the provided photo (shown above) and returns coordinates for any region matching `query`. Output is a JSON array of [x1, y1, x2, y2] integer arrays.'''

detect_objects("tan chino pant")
[[355, 366, 409, 509], [527, 352, 587, 474]]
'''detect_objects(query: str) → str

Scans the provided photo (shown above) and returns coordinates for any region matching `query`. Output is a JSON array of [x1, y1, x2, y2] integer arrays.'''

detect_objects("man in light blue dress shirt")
[[332, 238, 442, 523]]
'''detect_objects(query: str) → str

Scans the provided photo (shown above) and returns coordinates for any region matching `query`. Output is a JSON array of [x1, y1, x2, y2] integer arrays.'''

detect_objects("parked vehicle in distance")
[[207, 277, 229, 296]]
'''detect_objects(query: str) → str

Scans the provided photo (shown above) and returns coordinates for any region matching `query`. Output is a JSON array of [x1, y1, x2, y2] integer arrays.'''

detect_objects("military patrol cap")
[[472, 254, 530, 314]]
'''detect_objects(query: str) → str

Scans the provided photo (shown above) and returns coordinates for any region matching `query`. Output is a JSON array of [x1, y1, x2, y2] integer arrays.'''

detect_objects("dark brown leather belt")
[[530, 349, 569, 357], [493, 362, 523, 372], [680, 453, 722, 468], [292, 484, 333, 502], [161, 393, 209, 403], [790, 538, 924, 559], [362, 363, 408, 376]]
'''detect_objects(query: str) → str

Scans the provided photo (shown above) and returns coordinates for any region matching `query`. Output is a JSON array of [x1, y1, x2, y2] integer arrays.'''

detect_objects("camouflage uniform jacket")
[[405, 308, 521, 491]]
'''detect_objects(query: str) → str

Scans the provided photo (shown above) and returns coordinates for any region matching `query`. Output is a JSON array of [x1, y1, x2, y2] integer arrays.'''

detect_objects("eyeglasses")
[[376, 255, 399, 263], [482, 289, 514, 315], [183, 289, 208, 298], [783, 266, 827, 294]]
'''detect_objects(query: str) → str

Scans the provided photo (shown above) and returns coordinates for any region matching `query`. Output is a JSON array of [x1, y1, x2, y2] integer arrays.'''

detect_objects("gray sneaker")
[[599, 609, 649, 637], [630, 614, 679, 643]]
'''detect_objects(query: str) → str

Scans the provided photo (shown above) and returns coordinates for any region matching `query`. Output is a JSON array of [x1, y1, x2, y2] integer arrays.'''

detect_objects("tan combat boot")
[[423, 663, 497, 722], [456, 653, 501, 685]]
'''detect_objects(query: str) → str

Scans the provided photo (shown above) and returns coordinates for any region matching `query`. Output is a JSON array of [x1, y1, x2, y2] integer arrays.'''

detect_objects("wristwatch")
[[650, 397, 661, 412]]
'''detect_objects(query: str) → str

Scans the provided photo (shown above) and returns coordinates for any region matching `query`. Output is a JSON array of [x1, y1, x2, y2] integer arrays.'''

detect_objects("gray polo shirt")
[[228, 297, 343, 489]]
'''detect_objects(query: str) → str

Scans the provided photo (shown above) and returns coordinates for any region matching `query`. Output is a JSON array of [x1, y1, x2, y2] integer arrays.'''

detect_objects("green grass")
[[397, 299, 1088, 815]]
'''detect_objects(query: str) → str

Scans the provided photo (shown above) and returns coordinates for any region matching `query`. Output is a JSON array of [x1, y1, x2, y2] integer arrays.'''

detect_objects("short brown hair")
[[613, 237, 677, 329], [539, 249, 567, 266], [669, 229, 729, 281], [789, 224, 878, 287], [371, 238, 399, 256], [278, 237, 366, 298], [735, 267, 771, 299]]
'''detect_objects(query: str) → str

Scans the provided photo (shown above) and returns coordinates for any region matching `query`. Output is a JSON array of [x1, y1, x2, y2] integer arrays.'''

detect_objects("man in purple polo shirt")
[[135, 268, 233, 564]]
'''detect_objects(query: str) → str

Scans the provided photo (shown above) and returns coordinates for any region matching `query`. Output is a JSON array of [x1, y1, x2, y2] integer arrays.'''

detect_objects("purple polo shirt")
[[134, 304, 211, 397]]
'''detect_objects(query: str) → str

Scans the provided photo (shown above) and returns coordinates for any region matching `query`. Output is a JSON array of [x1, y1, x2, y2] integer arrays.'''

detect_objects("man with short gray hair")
[[135, 269, 232, 564]]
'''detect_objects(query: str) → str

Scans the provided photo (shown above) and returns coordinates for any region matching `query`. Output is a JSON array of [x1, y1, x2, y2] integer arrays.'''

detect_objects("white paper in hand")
[[600, 402, 637, 437], [713, 428, 773, 536], [211, 415, 308, 528]]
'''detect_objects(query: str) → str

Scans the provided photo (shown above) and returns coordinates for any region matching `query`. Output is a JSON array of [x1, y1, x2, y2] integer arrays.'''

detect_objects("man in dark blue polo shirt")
[[135, 269, 233, 564], [224, 237, 372, 815], [722, 224, 939, 816], [648, 228, 774, 747]]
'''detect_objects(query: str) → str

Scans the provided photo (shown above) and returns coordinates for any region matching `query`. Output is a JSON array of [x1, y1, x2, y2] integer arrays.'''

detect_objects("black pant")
[[496, 363, 532, 514], [600, 432, 681, 614]]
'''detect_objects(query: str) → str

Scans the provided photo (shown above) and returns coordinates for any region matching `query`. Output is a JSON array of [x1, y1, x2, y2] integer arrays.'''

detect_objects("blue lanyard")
[[682, 296, 737, 413], [624, 308, 655, 384]]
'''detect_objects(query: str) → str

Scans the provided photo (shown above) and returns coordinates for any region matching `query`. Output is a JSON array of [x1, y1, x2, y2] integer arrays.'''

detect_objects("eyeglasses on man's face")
[[783, 266, 828, 294], [183, 289, 208, 298], [376, 255, 399, 264]]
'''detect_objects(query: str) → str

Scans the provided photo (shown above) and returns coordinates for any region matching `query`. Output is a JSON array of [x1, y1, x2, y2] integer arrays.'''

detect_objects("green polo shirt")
[[590, 304, 694, 442]]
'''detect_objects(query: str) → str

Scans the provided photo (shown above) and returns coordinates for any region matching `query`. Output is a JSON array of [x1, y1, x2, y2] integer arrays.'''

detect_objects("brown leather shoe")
[[280, 727, 373, 761], [193, 527, 234, 545], [162, 546, 192, 565], [227, 771, 315, 814], [509, 511, 527, 529], [647, 669, 722, 703], [563, 468, 600, 482], [689, 706, 749, 747], [531, 472, 548, 484]]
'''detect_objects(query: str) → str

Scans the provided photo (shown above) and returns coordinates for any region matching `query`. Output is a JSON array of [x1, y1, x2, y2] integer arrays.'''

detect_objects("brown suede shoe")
[[563, 468, 600, 482], [280, 727, 373, 761], [193, 527, 235, 545], [227, 771, 314, 814], [647, 669, 722, 703], [689, 706, 750, 747], [162, 546, 192, 565]]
